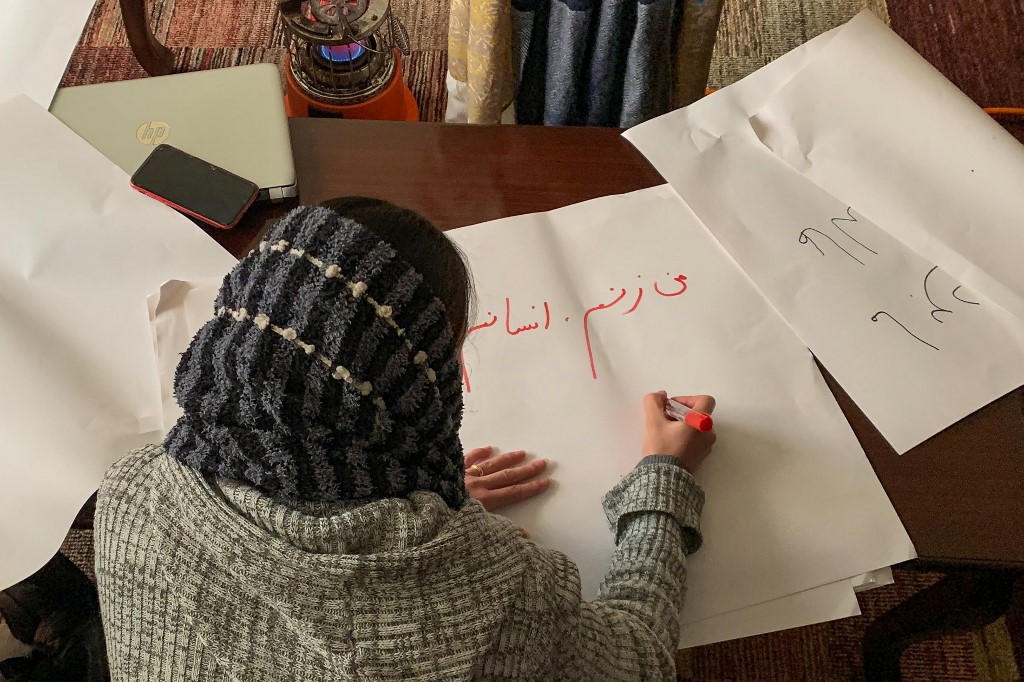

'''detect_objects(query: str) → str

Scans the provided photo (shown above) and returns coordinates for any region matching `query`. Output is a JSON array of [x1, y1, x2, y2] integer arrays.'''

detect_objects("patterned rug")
[[56, 0, 1023, 680]]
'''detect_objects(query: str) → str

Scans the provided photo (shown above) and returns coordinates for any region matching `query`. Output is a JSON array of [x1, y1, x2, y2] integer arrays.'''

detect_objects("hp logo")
[[136, 121, 170, 145]]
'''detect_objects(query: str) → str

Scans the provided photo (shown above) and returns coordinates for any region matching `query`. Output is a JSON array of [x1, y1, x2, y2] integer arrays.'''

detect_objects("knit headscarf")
[[164, 206, 467, 507]]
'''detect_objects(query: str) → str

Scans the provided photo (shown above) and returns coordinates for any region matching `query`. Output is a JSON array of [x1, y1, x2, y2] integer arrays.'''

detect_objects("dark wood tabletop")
[[205, 117, 1024, 570]]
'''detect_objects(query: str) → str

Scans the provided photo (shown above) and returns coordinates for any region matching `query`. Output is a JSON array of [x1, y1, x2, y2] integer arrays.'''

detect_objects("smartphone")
[[130, 144, 259, 230]]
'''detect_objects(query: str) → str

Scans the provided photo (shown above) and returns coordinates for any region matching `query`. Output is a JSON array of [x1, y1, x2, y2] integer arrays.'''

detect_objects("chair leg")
[[863, 570, 1017, 682], [119, 0, 175, 76]]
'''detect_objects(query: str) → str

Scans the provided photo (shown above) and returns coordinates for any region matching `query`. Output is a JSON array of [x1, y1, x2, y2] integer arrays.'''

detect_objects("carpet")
[[709, 0, 890, 88], [54, 0, 1024, 680]]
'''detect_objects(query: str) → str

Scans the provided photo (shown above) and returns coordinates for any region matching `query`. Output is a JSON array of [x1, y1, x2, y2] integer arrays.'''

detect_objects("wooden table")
[[112, 118, 1024, 679]]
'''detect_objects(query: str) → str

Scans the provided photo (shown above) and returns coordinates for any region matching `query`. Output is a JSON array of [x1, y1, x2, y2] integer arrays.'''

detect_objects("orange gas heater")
[[279, 0, 418, 121]]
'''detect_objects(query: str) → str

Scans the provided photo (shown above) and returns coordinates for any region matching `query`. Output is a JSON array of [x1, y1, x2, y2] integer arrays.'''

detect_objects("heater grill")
[[280, 0, 409, 107]]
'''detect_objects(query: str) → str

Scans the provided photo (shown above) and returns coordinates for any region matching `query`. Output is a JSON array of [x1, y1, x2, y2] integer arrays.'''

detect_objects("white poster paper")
[[624, 16, 1024, 454], [851, 566, 894, 593], [680, 565, 892, 647], [147, 278, 226, 433], [630, 130, 1024, 453], [627, 10, 1024, 326], [680, 579, 859, 649], [0, 97, 236, 591], [0, 0, 95, 107], [448, 186, 913, 622], [749, 11, 1024, 322]]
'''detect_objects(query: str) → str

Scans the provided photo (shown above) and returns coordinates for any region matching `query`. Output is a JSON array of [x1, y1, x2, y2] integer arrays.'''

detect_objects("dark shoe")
[[0, 552, 108, 681]]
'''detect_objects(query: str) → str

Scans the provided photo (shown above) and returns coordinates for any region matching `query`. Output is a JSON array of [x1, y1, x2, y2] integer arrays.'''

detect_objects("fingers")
[[482, 478, 551, 510], [463, 449, 551, 511], [479, 457, 548, 489], [464, 446, 494, 468], [470, 449, 527, 476], [465, 448, 527, 475], [670, 394, 716, 414], [643, 391, 669, 425]]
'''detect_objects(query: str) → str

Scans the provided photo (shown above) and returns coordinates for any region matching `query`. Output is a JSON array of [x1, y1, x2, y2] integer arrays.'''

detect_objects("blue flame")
[[319, 42, 366, 63]]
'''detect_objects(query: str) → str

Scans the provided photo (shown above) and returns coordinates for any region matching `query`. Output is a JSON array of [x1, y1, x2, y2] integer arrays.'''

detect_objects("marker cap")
[[685, 411, 713, 432]]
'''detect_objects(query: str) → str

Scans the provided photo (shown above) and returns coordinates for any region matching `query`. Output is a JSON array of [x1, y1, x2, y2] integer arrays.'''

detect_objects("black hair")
[[318, 197, 473, 345]]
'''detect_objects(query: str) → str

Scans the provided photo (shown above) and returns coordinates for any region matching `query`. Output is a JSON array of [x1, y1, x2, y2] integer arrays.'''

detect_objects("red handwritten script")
[[462, 274, 689, 392]]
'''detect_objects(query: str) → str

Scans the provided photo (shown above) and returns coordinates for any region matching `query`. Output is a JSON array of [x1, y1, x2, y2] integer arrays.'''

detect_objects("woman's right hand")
[[641, 391, 717, 473]]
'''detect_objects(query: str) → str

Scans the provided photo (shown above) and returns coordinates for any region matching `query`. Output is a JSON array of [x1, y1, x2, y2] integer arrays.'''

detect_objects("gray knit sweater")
[[95, 445, 704, 681]]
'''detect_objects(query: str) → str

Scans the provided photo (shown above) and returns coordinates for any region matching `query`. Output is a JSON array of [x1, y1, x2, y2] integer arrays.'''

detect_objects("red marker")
[[665, 398, 714, 432]]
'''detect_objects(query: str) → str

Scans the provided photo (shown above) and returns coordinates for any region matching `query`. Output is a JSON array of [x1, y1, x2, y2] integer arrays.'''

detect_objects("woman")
[[95, 198, 715, 681]]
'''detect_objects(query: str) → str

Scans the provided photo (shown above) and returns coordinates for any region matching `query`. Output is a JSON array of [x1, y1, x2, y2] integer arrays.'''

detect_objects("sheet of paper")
[[147, 279, 225, 433], [448, 186, 913, 623], [681, 566, 892, 647], [0, 96, 236, 592], [680, 578, 859, 649], [144, 191, 905, 630], [624, 26, 1024, 455], [628, 9, 1024, 324], [0, 0, 95, 107], [851, 566, 894, 593], [748, 11, 1024, 322]]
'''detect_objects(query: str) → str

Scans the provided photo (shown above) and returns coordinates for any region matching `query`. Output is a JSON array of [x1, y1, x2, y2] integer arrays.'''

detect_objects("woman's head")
[[318, 197, 473, 346], [164, 200, 470, 507]]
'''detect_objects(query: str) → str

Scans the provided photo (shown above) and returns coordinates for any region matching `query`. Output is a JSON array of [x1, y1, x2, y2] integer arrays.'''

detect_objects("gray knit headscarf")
[[164, 206, 467, 507]]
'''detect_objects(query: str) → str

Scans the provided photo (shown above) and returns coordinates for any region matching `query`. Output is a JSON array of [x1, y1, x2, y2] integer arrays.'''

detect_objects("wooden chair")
[[120, 0, 175, 76]]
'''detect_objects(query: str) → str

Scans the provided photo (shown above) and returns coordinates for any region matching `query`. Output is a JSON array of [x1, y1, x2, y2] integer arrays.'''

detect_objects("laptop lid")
[[50, 64, 296, 200]]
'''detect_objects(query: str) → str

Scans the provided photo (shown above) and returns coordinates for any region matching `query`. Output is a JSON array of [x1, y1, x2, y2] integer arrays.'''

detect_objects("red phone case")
[[130, 181, 257, 230]]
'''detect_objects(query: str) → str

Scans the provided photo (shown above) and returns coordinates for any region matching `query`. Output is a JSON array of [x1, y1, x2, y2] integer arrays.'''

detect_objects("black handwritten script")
[[869, 311, 939, 351], [794, 207, 981, 352], [461, 273, 690, 392], [797, 208, 876, 266], [871, 266, 981, 351]]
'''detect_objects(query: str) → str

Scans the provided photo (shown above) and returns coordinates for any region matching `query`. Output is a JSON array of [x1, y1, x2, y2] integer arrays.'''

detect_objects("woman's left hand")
[[464, 446, 550, 512]]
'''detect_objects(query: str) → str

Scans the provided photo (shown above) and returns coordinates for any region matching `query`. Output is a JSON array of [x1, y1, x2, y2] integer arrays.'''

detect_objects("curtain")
[[446, 0, 721, 126]]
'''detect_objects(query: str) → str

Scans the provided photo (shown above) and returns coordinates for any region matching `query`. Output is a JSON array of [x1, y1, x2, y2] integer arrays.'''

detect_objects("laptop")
[[50, 64, 297, 202]]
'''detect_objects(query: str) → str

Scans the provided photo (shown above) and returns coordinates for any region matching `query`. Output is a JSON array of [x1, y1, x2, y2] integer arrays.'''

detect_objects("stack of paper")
[[451, 188, 913, 646]]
